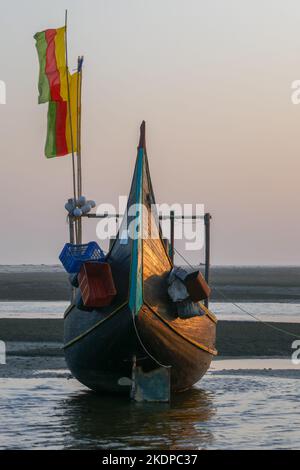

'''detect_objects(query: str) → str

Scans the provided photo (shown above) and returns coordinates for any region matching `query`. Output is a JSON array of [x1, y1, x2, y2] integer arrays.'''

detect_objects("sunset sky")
[[0, 0, 300, 265]]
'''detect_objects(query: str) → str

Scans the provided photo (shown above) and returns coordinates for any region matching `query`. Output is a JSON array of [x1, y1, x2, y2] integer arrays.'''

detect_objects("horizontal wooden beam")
[[82, 213, 206, 220]]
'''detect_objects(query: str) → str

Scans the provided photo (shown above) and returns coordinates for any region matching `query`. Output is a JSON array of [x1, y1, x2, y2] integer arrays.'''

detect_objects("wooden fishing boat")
[[64, 122, 217, 400]]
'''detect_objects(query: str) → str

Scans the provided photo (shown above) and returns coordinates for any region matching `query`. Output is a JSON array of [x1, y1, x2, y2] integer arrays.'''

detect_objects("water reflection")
[[61, 387, 215, 449], [2, 368, 300, 449]]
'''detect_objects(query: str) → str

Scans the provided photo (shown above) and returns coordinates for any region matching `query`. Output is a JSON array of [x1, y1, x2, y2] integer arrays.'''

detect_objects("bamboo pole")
[[76, 56, 84, 243], [77, 56, 83, 197], [68, 215, 75, 244], [204, 212, 211, 308], [64, 10, 78, 243], [68, 215, 76, 302], [170, 210, 175, 264]]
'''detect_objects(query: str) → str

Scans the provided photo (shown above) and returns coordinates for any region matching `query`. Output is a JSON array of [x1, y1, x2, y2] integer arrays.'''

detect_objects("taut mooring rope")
[[175, 247, 300, 340]]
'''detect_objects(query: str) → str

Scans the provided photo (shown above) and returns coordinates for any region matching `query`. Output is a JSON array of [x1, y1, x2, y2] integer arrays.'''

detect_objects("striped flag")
[[34, 26, 78, 157], [45, 73, 78, 158], [34, 27, 68, 103]]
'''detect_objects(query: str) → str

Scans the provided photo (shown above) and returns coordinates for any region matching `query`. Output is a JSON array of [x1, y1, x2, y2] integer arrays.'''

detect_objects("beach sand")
[[2, 353, 300, 380], [0, 271, 70, 301], [1, 318, 299, 371], [0, 266, 299, 302], [0, 356, 68, 379]]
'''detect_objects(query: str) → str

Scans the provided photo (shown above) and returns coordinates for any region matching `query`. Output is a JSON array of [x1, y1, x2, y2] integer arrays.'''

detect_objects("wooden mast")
[[76, 56, 84, 243], [204, 213, 211, 308], [64, 11, 77, 225], [65, 10, 78, 243]]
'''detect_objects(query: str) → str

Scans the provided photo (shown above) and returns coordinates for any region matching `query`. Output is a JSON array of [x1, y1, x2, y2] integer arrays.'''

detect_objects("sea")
[[0, 300, 299, 322]]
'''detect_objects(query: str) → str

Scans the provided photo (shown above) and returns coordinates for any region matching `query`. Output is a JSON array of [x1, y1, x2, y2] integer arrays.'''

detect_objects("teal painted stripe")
[[129, 148, 144, 314]]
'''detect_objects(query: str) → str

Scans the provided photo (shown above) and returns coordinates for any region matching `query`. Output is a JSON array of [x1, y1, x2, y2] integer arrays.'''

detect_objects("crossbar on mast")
[[82, 213, 205, 219]]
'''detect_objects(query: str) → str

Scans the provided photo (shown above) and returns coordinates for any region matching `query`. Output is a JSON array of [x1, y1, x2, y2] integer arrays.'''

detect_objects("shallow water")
[[0, 301, 299, 322], [1, 360, 300, 449]]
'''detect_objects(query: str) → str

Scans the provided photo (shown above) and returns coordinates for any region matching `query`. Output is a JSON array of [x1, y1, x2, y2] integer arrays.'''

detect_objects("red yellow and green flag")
[[34, 27, 68, 103], [34, 26, 78, 158], [45, 72, 78, 158]]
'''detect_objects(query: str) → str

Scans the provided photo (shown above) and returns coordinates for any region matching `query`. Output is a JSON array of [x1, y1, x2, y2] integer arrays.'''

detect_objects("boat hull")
[[64, 301, 216, 394], [63, 122, 217, 397], [136, 305, 216, 392], [64, 304, 143, 394]]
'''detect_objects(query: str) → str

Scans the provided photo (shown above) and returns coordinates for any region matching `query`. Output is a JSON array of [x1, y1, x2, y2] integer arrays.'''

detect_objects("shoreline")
[[0, 318, 299, 358]]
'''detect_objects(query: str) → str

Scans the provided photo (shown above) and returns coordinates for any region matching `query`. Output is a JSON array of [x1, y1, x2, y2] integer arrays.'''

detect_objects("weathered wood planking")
[[137, 305, 213, 391]]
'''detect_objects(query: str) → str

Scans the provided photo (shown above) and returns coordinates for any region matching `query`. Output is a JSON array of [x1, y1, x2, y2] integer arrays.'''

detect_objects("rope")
[[131, 309, 169, 368], [174, 247, 300, 340], [214, 285, 300, 339], [173, 246, 205, 267]]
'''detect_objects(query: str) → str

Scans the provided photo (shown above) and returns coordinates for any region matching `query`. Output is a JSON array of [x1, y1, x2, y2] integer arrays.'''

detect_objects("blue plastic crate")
[[59, 241, 105, 273]]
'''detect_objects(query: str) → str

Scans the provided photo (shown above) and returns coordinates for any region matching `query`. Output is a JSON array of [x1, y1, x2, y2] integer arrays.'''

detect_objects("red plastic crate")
[[78, 262, 117, 308]]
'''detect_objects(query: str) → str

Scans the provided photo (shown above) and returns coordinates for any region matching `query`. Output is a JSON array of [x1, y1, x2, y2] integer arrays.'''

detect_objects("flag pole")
[[77, 55, 84, 243], [64, 9, 78, 243]]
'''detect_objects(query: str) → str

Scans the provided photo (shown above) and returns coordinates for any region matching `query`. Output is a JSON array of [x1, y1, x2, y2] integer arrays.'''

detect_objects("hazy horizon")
[[1, 0, 300, 265]]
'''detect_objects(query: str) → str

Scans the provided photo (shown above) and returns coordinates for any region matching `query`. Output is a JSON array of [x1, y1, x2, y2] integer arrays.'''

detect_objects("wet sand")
[[0, 355, 68, 379], [0, 271, 70, 301], [1, 354, 300, 382], [1, 318, 299, 363], [216, 320, 300, 356], [1, 266, 300, 302]]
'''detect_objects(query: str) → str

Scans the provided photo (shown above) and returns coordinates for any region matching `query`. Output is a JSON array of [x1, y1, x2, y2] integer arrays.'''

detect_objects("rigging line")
[[173, 246, 205, 267], [174, 246, 300, 340], [214, 286, 300, 339], [130, 310, 169, 368], [173, 219, 202, 224]]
